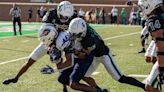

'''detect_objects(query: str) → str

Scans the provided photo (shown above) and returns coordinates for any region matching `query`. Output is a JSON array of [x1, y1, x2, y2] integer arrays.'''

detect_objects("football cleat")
[[102, 89, 109, 92], [138, 48, 146, 53], [3, 77, 18, 85]]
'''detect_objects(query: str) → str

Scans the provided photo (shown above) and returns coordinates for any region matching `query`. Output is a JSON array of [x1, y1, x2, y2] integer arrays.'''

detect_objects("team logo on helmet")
[[41, 29, 50, 37]]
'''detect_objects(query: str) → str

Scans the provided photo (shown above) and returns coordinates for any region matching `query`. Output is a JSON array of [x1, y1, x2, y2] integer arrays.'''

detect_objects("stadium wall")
[[0, 2, 136, 23], [0, 0, 138, 4]]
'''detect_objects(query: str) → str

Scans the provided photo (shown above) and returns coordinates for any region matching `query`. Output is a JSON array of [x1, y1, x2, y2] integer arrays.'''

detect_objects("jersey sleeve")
[[81, 35, 95, 50], [42, 9, 57, 24], [147, 14, 164, 33]]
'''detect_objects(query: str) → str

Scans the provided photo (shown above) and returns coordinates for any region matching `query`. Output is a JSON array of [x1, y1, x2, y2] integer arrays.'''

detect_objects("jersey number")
[[149, 20, 161, 31]]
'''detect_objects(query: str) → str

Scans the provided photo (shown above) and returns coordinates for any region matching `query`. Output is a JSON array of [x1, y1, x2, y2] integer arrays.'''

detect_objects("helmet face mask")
[[58, 14, 69, 23], [68, 18, 87, 41], [57, 1, 74, 23], [72, 32, 85, 39]]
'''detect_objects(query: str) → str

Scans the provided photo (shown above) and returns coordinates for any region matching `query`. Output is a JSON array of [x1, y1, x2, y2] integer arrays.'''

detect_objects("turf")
[[0, 22, 161, 92]]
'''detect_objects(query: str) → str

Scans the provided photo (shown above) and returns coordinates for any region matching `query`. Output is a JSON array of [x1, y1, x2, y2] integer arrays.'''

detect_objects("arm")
[[9, 8, 13, 16], [56, 53, 73, 70]]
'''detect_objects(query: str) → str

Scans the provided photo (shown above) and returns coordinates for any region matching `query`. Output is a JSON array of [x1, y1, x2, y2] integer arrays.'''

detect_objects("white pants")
[[145, 40, 156, 57], [29, 43, 47, 61], [85, 52, 123, 80], [144, 62, 159, 88], [141, 26, 149, 36]]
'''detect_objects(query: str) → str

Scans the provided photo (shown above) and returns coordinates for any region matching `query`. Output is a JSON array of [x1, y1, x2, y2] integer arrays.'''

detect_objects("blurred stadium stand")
[[0, 0, 138, 23]]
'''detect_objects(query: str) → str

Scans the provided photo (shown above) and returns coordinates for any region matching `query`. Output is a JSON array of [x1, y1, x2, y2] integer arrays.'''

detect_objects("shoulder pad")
[[56, 31, 71, 51]]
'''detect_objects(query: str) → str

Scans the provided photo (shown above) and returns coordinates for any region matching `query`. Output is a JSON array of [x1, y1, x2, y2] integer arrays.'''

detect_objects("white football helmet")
[[138, 0, 163, 16], [57, 1, 74, 23], [68, 18, 87, 40], [38, 24, 58, 47], [56, 31, 71, 51]]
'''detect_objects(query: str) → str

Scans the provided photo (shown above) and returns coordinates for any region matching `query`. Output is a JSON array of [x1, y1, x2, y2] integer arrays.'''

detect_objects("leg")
[[139, 27, 149, 53], [144, 62, 160, 92], [17, 17, 22, 35], [138, 35, 146, 53], [58, 67, 73, 85], [101, 52, 146, 90], [70, 55, 101, 92], [3, 43, 47, 85], [58, 67, 73, 92], [13, 18, 16, 36], [83, 77, 99, 88]]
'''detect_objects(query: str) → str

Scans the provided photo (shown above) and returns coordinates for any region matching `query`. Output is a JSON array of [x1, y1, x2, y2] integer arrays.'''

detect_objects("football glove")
[[48, 46, 62, 64], [3, 77, 18, 85], [40, 65, 54, 74]]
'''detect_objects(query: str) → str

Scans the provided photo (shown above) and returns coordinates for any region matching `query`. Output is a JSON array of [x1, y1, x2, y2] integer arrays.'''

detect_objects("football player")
[[68, 18, 147, 91], [138, 25, 149, 53], [138, 12, 150, 53], [143, 40, 160, 92], [138, 0, 164, 87], [38, 29, 108, 92], [2, 1, 75, 91]]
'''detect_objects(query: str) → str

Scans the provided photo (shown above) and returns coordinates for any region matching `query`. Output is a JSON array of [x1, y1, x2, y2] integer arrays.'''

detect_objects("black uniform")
[[81, 25, 109, 57], [43, 9, 77, 31], [147, 13, 164, 33]]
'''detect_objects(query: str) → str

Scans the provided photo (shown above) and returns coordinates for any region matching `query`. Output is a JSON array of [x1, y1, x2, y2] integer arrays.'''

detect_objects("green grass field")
[[0, 22, 161, 92]]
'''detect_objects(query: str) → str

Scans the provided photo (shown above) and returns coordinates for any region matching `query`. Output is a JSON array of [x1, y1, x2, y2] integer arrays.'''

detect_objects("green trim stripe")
[[0, 29, 38, 37], [151, 76, 158, 87]]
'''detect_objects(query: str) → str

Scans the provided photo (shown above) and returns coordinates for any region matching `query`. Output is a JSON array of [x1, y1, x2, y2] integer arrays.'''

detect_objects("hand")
[[77, 52, 87, 59], [74, 50, 87, 59], [48, 46, 62, 63], [3, 77, 18, 85]]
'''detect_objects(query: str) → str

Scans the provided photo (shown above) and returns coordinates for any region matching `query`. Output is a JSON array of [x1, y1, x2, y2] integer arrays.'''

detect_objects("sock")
[[118, 75, 146, 90]]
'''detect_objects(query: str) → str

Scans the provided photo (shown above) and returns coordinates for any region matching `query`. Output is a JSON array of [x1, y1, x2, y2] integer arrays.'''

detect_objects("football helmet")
[[38, 24, 58, 47], [138, 0, 163, 16], [57, 1, 74, 23], [68, 18, 87, 40]]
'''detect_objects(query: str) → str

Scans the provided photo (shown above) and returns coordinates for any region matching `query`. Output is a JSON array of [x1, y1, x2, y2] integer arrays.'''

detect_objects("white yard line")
[[0, 57, 28, 65], [90, 72, 148, 78], [0, 31, 140, 65], [103, 32, 139, 41], [0, 31, 148, 79]]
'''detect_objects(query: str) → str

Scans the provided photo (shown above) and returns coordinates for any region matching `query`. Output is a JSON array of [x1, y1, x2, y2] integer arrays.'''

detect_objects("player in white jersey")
[[2, 1, 75, 91]]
